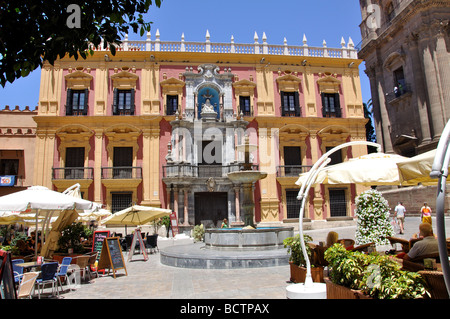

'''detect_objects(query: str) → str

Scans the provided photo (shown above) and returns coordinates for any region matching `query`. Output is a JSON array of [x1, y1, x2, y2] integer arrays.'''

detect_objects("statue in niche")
[[200, 89, 217, 114]]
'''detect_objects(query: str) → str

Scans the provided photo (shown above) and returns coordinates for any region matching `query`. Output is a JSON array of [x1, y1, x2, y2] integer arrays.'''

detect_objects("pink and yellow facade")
[[33, 32, 368, 229]]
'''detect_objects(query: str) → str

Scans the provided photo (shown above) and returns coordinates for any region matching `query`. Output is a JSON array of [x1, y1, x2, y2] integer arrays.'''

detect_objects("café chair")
[[338, 238, 355, 249], [56, 257, 73, 292], [35, 262, 59, 299], [12, 259, 24, 285], [73, 255, 90, 282], [386, 236, 410, 253], [17, 272, 39, 299], [418, 270, 449, 299], [145, 234, 159, 254], [351, 242, 375, 253]]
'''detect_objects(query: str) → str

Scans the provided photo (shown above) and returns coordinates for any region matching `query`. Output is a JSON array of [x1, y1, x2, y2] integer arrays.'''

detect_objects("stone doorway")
[[194, 192, 227, 228]]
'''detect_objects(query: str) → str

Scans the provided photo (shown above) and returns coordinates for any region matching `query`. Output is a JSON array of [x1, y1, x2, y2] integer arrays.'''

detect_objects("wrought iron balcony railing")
[[276, 165, 312, 177], [52, 167, 94, 180], [101, 167, 142, 179], [163, 163, 259, 178]]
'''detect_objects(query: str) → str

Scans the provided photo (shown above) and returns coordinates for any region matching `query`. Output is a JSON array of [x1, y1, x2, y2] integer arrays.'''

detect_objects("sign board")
[[97, 237, 127, 279], [127, 229, 148, 262], [0, 176, 15, 187], [0, 250, 16, 299], [92, 230, 110, 261], [169, 212, 179, 237]]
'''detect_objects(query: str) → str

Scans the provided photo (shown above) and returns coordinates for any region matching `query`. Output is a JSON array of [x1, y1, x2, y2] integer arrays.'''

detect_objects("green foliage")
[[193, 224, 204, 242], [324, 244, 429, 299], [57, 222, 90, 253], [283, 234, 314, 267], [0, 0, 162, 86], [355, 189, 394, 246]]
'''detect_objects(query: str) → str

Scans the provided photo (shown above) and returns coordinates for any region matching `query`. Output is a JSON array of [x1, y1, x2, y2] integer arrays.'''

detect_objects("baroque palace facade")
[[33, 31, 368, 229]]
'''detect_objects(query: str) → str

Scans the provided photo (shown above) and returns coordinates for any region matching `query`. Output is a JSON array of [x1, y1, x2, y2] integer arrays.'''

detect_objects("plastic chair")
[[73, 255, 90, 282], [56, 257, 73, 292], [145, 234, 159, 254], [12, 259, 24, 285], [17, 272, 39, 299], [35, 262, 59, 299]]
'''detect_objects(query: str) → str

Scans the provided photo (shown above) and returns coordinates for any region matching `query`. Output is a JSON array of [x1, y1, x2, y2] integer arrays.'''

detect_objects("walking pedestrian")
[[420, 202, 432, 225], [394, 202, 406, 234]]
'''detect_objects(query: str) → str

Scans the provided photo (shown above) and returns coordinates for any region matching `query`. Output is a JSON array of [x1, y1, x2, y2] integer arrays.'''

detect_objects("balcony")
[[101, 167, 142, 179], [276, 165, 312, 178], [101, 166, 143, 189], [52, 167, 94, 189], [162, 163, 259, 179], [386, 84, 412, 105]]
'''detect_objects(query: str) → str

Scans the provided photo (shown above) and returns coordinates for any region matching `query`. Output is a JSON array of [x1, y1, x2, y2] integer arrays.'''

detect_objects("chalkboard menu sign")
[[0, 250, 16, 299], [97, 237, 127, 279], [92, 230, 110, 261]]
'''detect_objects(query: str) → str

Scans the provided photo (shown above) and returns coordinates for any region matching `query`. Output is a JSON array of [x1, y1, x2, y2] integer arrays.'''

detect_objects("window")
[[283, 146, 302, 176], [65, 147, 85, 179], [113, 147, 133, 178], [322, 93, 341, 118], [281, 92, 300, 117], [166, 95, 178, 115], [393, 67, 406, 96], [286, 190, 301, 219], [111, 193, 132, 213], [239, 96, 252, 116], [325, 146, 343, 166], [113, 89, 135, 115], [66, 89, 88, 115], [329, 189, 347, 217]]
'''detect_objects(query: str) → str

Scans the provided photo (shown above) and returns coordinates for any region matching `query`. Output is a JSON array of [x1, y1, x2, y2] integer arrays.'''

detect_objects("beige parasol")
[[296, 152, 408, 186], [101, 205, 171, 226]]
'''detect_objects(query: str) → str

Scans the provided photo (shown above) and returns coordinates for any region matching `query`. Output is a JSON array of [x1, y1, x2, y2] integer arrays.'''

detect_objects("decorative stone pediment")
[[65, 71, 93, 89], [232, 79, 256, 96], [160, 77, 185, 95], [56, 124, 94, 163], [279, 124, 310, 143], [317, 125, 350, 143], [317, 75, 341, 93], [383, 51, 405, 71], [276, 73, 302, 92], [111, 71, 139, 89], [105, 124, 141, 161]]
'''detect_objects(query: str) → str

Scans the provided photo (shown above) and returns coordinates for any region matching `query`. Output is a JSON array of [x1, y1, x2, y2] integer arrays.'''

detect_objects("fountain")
[[160, 135, 294, 269]]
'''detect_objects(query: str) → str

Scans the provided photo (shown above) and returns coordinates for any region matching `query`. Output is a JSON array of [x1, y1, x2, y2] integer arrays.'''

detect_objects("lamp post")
[[286, 140, 381, 298]]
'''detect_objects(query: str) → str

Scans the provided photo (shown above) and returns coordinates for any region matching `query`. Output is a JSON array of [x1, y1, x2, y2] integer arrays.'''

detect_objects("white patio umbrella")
[[396, 149, 450, 185], [0, 186, 94, 257], [101, 205, 171, 226], [77, 209, 112, 222], [295, 152, 408, 186]]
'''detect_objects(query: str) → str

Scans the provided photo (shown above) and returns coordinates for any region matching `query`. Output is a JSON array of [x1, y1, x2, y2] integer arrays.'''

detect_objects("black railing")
[[276, 165, 312, 177], [281, 106, 301, 117], [52, 167, 94, 180], [385, 84, 412, 103], [101, 166, 142, 179], [322, 107, 342, 118], [162, 163, 259, 178]]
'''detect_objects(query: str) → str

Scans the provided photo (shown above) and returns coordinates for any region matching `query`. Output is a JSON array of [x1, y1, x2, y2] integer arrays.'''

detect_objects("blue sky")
[[0, 0, 370, 109]]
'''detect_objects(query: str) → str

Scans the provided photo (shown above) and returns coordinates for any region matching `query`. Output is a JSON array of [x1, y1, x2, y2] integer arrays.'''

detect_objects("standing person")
[[420, 202, 432, 225], [221, 218, 228, 228], [394, 202, 406, 234]]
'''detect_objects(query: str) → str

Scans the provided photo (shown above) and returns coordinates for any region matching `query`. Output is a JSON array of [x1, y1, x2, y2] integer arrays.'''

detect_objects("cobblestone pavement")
[[37, 216, 449, 300]]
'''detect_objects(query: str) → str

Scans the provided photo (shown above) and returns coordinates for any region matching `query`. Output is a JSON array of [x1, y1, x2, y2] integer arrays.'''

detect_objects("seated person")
[[326, 231, 339, 248], [401, 223, 439, 262]]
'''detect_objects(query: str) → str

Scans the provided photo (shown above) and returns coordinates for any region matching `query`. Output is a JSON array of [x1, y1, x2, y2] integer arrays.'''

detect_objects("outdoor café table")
[[15, 260, 54, 273]]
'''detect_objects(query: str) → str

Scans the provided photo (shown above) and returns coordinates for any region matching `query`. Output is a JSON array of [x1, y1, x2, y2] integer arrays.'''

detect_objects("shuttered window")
[[66, 89, 88, 115]]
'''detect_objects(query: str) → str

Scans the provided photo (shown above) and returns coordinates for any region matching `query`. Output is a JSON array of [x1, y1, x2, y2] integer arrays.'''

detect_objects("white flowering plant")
[[355, 189, 394, 246]]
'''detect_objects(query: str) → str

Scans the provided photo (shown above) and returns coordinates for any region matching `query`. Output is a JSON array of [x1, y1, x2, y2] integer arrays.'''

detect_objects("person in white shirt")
[[394, 202, 406, 234]]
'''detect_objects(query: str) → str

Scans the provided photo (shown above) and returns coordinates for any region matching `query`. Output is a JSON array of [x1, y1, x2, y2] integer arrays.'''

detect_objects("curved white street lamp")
[[287, 141, 381, 298], [430, 120, 450, 296]]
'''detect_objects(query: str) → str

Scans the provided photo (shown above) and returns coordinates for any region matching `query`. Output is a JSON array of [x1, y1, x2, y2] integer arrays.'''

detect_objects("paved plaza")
[[44, 216, 449, 300]]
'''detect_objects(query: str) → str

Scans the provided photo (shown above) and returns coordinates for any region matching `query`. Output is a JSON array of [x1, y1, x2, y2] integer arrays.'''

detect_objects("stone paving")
[[35, 216, 449, 300]]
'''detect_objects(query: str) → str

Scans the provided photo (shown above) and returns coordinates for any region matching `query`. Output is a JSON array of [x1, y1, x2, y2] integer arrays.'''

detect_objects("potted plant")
[[324, 244, 429, 299], [57, 222, 90, 255], [283, 234, 324, 283]]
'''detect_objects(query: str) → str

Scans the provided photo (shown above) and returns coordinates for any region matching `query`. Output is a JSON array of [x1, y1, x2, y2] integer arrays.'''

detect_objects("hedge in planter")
[[283, 234, 324, 283], [325, 244, 429, 299], [355, 189, 394, 246]]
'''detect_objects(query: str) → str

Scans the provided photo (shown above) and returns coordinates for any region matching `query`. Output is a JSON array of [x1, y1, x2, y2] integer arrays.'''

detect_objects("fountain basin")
[[204, 226, 294, 251], [227, 171, 267, 183]]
